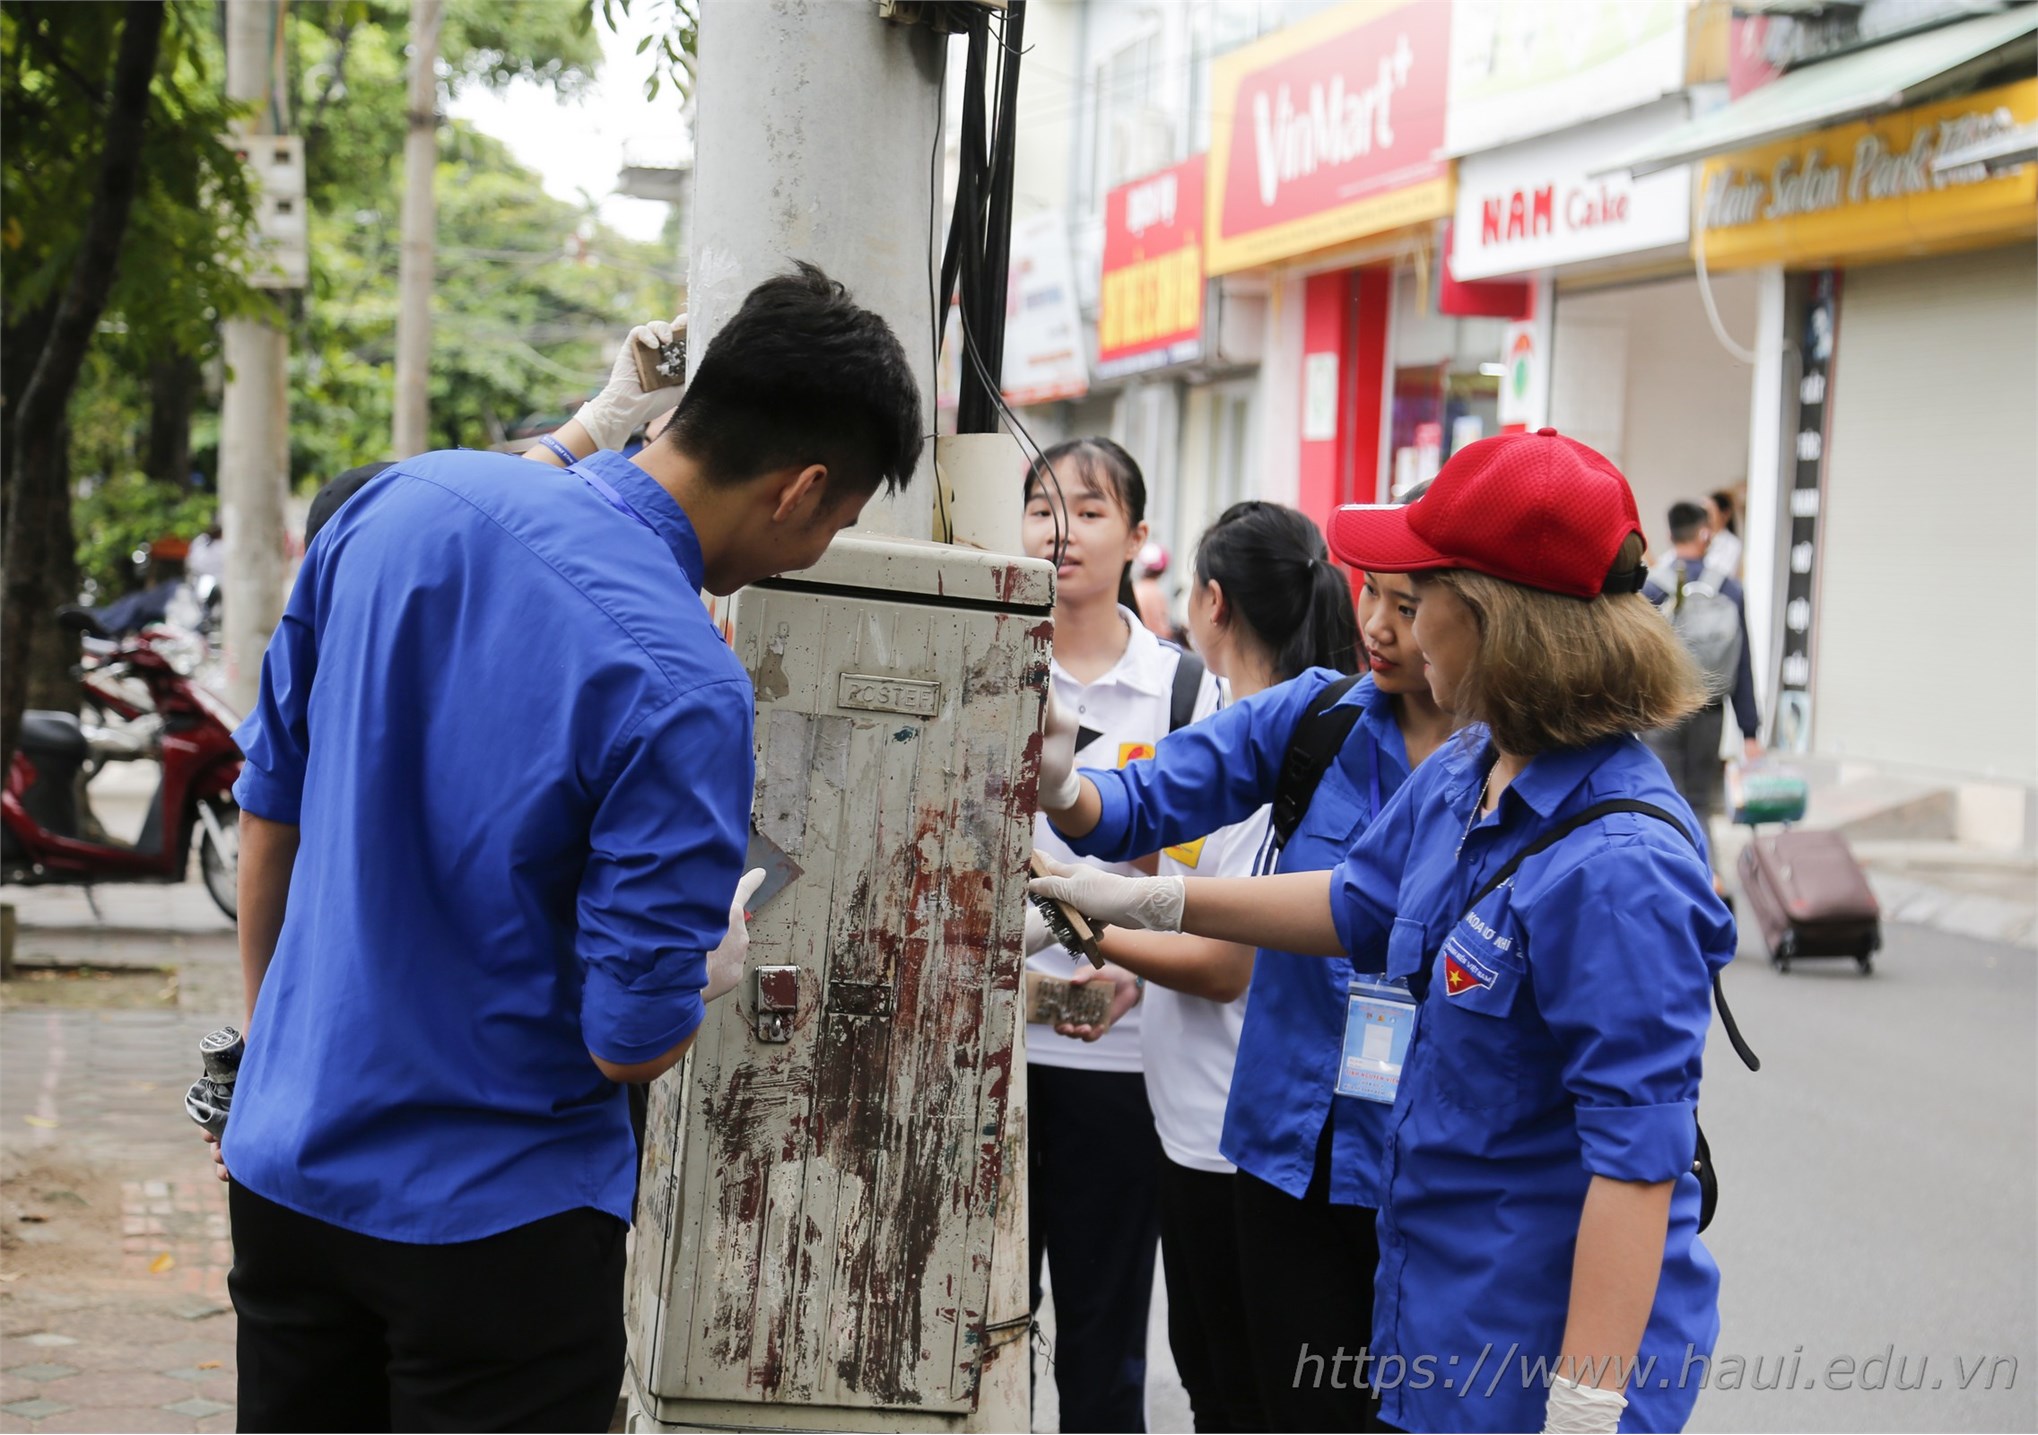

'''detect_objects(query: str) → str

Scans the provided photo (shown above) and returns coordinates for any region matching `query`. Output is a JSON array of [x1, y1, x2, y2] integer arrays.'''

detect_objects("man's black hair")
[[306, 461, 396, 545], [665, 261, 921, 497], [1667, 500, 1708, 544]]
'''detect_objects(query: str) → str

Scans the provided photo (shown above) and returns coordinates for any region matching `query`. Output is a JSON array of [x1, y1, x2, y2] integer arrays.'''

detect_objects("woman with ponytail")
[[1035, 496, 1451, 1430]]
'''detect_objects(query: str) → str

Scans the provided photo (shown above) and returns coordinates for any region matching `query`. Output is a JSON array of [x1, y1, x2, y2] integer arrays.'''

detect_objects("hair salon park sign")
[[1696, 80, 2037, 270]]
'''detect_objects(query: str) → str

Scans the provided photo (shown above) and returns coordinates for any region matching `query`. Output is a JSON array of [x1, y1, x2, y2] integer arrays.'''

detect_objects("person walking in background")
[[1132, 541, 1182, 643], [1704, 488, 1743, 576], [1645, 502, 1762, 876]]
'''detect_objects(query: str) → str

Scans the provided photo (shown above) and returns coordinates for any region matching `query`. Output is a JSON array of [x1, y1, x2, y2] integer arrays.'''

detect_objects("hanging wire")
[[1693, 194, 1761, 366], [926, 5, 1070, 565], [927, 57, 955, 543]]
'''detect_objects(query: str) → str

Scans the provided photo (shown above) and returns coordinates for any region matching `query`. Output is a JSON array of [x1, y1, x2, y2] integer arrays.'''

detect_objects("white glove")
[[1022, 902, 1056, 958], [1028, 856, 1184, 934], [1542, 1376, 1628, 1434], [1038, 691, 1081, 814], [576, 315, 687, 453], [703, 868, 767, 1004]]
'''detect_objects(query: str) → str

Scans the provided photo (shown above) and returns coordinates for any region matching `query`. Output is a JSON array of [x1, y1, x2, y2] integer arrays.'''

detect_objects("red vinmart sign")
[[1098, 156, 1206, 378], [1206, 0, 1452, 275]]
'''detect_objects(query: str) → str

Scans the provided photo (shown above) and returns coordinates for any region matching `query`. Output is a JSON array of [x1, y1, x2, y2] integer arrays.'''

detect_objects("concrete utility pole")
[[686, 0, 944, 540], [219, 0, 291, 715], [626, 9, 1038, 1434], [391, 0, 442, 460]]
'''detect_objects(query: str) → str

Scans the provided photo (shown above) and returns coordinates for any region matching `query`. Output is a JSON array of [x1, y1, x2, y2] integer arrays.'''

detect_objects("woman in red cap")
[[1034, 429, 1743, 1434]]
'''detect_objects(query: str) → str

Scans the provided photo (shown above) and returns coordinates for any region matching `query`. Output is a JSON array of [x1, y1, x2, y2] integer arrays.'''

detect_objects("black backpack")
[[1167, 651, 1206, 735], [1270, 674, 1367, 848]]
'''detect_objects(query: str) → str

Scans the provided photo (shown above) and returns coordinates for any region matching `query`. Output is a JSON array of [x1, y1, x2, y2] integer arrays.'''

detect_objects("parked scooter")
[[2, 610, 242, 920]]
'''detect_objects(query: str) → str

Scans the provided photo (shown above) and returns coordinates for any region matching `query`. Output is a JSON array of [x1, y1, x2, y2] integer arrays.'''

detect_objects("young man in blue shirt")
[[218, 263, 921, 1431]]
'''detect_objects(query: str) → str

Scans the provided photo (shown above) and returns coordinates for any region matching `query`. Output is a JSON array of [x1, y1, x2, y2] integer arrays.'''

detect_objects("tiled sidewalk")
[[2, 1005, 239, 1433]]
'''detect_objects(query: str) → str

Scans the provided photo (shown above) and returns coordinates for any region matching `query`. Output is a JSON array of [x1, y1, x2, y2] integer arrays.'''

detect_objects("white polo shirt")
[[1029, 609, 1223, 1075], [1143, 806, 1273, 1172]]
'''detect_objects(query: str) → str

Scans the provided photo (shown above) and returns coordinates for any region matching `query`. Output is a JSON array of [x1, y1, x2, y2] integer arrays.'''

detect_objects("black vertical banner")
[[1772, 269, 1840, 753]]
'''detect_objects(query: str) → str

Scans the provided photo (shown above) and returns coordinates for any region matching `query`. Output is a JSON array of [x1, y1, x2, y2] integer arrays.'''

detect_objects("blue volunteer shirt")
[[1333, 731, 1732, 1434], [226, 449, 754, 1244], [1062, 668, 1409, 1206]]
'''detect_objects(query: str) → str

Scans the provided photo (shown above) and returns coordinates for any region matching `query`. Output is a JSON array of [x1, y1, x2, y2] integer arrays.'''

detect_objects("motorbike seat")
[[19, 710, 88, 761], [57, 605, 112, 639]]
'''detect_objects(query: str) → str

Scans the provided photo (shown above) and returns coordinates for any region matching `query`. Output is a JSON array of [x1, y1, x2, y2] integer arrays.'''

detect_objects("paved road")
[[7, 869, 2030, 1432], [1686, 920, 2037, 1433], [1037, 917, 2038, 1434]]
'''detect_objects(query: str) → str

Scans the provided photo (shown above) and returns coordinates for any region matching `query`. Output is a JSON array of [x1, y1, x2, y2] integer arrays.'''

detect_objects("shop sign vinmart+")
[[1205, 0, 1453, 276]]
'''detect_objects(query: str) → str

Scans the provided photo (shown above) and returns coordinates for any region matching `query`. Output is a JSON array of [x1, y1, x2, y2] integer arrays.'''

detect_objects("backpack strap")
[[1168, 652, 1207, 735], [1462, 796, 1758, 1234], [1270, 674, 1366, 849], [1465, 799, 1691, 907], [1462, 797, 1760, 1075]]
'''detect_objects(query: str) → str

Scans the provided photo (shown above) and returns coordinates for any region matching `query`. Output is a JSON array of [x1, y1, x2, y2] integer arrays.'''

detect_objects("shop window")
[[1388, 269, 1505, 495], [1088, 33, 1170, 215], [1207, 382, 1255, 523]]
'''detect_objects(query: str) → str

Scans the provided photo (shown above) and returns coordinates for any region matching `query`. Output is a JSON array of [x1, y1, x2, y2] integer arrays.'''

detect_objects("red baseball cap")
[[1329, 428, 1643, 599]]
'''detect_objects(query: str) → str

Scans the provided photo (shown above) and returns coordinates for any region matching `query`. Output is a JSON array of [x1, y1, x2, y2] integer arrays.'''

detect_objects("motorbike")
[[2, 609, 242, 920]]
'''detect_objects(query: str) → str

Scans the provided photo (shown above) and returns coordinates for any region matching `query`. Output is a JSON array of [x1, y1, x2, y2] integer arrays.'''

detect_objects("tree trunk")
[[144, 354, 200, 488], [1, 1, 165, 770]]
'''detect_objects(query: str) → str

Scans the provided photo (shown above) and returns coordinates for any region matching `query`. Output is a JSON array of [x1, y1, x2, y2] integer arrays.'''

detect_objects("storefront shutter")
[[1816, 244, 2037, 785]]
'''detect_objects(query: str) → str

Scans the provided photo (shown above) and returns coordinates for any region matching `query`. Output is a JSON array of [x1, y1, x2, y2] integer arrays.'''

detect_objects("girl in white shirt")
[[1056, 501, 1363, 1433], [1020, 438, 1221, 1433]]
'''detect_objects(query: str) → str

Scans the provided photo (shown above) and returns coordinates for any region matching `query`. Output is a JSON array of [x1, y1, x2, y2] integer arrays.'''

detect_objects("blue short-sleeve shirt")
[[225, 449, 754, 1244], [1334, 730, 1733, 1434], [1063, 668, 1410, 1206]]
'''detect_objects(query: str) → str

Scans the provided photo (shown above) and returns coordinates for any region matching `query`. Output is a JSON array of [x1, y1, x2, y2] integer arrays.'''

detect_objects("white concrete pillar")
[[1740, 264, 1788, 731], [218, 0, 291, 714], [687, 0, 945, 539]]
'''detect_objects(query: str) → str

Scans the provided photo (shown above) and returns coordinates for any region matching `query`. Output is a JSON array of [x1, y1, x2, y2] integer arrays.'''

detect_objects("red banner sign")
[[1098, 156, 1206, 378], [1207, 0, 1453, 275]]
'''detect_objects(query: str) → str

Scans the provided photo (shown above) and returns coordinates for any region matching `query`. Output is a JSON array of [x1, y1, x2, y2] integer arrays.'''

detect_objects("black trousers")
[[1643, 698, 1727, 821], [1233, 1125, 1380, 1432], [229, 1183, 626, 1432], [1029, 1064, 1163, 1433], [1156, 1158, 1265, 1433]]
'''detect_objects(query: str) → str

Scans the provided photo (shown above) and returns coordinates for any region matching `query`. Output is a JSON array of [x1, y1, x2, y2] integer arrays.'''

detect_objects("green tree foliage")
[[598, 0, 696, 101], [28, 0, 681, 598], [2, 3, 259, 424], [2, 1, 254, 739], [72, 472, 219, 601], [287, 0, 677, 488]]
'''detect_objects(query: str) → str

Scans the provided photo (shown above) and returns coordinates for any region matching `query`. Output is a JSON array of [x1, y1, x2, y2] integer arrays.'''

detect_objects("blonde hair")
[[1423, 535, 1706, 757]]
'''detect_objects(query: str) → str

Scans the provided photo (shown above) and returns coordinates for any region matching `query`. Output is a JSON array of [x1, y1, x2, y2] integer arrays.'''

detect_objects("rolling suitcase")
[[1737, 828, 1882, 973]]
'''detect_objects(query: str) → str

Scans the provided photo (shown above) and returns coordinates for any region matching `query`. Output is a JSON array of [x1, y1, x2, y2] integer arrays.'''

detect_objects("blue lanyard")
[[576, 466, 654, 536], [1367, 728, 1383, 820]]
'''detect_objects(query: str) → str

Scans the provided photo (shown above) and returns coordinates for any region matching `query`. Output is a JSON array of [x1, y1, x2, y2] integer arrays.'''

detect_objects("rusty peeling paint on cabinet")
[[629, 536, 1052, 1425]]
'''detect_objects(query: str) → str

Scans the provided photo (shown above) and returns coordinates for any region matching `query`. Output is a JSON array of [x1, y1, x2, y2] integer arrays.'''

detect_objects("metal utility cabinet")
[[625, 533, 1054, 1432]]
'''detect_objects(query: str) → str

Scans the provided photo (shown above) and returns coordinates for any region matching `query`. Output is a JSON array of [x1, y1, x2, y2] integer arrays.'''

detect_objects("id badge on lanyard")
[[1337, 976, 1416, 1104]]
